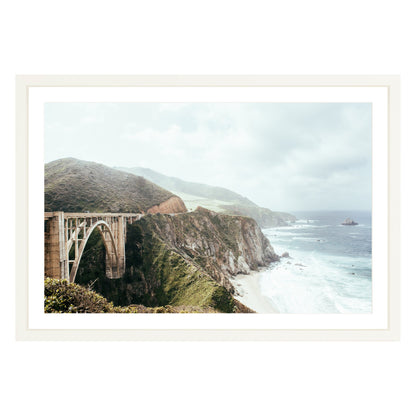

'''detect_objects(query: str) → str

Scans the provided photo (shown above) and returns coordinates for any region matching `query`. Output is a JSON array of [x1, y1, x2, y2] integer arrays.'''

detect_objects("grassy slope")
[[124, 219, 237, 312], [45, 158, 177, 212]]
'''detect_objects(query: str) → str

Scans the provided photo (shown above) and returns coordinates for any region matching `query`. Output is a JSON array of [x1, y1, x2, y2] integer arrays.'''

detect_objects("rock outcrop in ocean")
[[341, 217, 358, 226]]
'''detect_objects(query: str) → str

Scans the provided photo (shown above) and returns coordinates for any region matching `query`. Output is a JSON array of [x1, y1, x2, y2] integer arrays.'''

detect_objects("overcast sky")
[[45, 102, 372, 212]]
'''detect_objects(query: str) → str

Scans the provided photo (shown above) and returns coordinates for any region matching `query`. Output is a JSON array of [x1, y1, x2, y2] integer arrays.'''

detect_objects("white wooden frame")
[[15, 75, 400, 341]]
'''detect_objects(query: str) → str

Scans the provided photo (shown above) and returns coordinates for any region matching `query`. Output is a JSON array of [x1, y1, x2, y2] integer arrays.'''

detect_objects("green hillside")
[[45, 158, 183, 213], [116, 165, 296, 227]]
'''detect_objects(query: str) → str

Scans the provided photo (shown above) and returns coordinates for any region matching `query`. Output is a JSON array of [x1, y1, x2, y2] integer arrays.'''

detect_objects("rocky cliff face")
[[147, 196, 187, 214], [130, 207, 279, 295]]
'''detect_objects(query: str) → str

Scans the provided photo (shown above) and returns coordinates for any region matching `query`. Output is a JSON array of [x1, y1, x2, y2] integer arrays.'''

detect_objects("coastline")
[[232, 270, 279, 313]]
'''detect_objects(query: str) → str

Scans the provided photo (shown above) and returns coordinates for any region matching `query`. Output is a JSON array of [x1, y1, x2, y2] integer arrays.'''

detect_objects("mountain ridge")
[[116, 166, 256, 207], [115, 165, 296, 227], [45, 158, 187, 214]]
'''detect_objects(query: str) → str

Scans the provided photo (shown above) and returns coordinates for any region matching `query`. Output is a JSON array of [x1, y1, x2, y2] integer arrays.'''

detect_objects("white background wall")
[[1, 1, 414, 415]]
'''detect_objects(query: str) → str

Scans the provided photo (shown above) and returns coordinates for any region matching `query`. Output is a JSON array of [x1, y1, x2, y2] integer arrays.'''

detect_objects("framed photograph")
[[16, 75, 400, 341]]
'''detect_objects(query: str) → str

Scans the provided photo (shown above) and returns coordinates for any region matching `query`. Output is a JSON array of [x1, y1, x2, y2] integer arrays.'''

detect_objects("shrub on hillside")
[[44, 278, 219, 313], [44, 277, 116, 313]]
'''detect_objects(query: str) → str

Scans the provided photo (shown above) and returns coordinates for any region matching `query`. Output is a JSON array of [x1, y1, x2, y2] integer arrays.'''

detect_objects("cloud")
[[45, 102, 372, 211]]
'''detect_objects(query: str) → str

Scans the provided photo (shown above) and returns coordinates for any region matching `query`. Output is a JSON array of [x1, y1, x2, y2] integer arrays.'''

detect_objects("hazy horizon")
[[45, 103, 372, 212]]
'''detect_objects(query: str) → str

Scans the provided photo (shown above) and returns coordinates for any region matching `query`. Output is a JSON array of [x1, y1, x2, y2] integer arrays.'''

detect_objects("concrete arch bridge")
[[44, 212, 143, 283]]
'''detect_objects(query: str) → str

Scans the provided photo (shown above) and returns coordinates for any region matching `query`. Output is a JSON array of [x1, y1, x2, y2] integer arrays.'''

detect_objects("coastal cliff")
[[120, 207, 278, 311], [65, 207, 278, 312], [140, 207, 279, 292]]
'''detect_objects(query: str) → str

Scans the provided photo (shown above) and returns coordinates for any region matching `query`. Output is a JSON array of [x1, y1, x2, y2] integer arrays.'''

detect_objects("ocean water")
[[260, 211, 372, 313]]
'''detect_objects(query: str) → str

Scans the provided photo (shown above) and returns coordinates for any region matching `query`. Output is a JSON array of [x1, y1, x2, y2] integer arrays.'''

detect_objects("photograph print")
[[44, 102, 372, 314]]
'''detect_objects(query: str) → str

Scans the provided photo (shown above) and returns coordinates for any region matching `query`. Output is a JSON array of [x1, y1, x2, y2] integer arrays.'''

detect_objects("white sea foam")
[[292, 236, 324, 242], [295, 219, 318, 224], [258, 213, 372, 314], [258, 248, 372, 314]]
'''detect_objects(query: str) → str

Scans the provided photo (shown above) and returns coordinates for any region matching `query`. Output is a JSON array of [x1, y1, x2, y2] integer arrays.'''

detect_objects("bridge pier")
[[44, 212, 68, 280], [117, 216, 126, 277]]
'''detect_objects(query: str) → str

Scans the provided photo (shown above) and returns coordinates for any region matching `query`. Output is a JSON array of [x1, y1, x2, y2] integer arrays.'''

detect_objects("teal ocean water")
[[260, 211, 372, 313]]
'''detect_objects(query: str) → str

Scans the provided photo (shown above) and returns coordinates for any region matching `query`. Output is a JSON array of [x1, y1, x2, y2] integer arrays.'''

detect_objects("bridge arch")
[[69, 220, 118, 283], [44, 212, 141, 282]]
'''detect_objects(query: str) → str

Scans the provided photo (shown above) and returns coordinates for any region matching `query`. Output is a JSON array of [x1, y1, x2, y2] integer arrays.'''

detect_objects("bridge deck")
[[44, 212, 143, 219]]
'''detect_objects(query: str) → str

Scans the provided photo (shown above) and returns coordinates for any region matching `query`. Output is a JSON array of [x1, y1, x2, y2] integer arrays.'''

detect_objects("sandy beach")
[[232, 271, 279, 313]]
